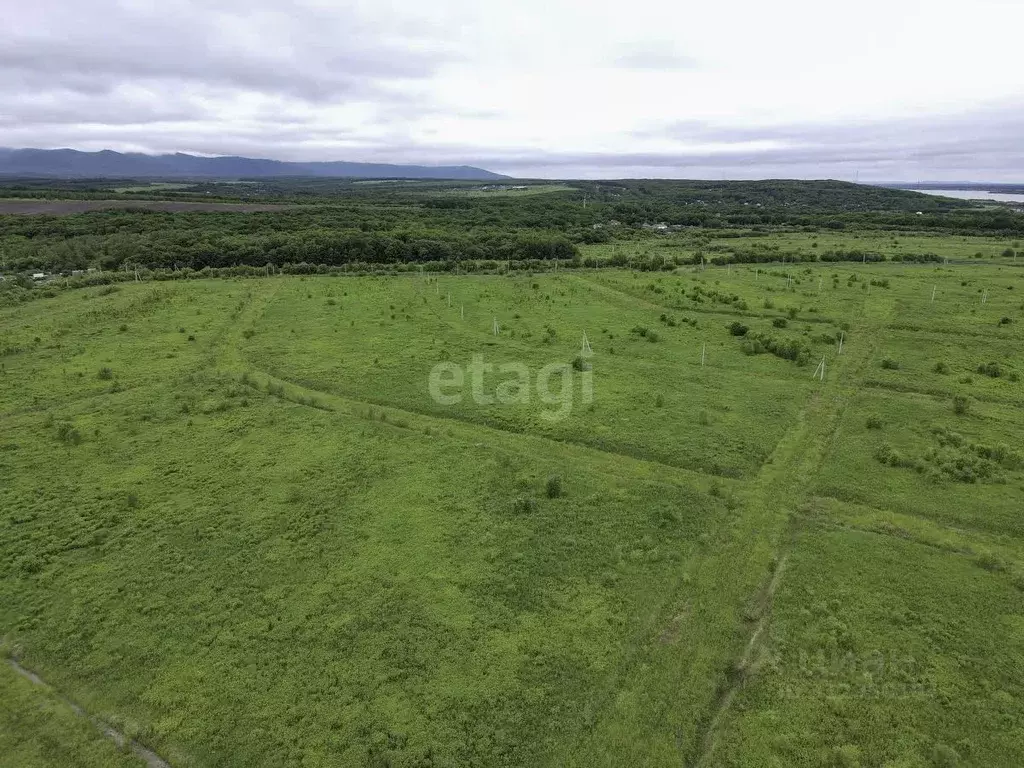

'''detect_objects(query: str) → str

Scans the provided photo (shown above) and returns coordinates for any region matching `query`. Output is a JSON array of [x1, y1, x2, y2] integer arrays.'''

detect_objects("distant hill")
[[0, 148, 508, 180]]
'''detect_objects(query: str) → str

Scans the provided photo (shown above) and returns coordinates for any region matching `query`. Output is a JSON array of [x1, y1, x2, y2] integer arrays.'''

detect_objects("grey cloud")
[[0, 89, 202, 128], [325, 104, 1024, 173], [6, 106, 1022, 181], [645, 106, 1024, 159], [2, 2, 1021, 183], [612, 42, 699, 70], [3, 1, 457, 102]]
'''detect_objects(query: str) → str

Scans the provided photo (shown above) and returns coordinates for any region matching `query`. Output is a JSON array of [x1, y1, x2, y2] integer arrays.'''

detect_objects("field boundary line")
[[233, 365, 739, 490]]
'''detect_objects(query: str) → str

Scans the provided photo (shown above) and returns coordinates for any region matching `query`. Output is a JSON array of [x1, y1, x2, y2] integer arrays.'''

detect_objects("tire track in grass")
[[6, 658, 171, 768], [690, 294, 889, 767], [693, 555, 789, 768]]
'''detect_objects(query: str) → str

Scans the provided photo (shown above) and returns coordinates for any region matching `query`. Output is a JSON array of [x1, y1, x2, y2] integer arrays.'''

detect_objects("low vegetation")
[[1, 178, 1022, 766]]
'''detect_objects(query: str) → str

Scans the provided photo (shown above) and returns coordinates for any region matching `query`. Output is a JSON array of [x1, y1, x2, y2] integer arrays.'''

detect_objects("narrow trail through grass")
[[691, 295, 889, 766], [6, 659, 170, 768]]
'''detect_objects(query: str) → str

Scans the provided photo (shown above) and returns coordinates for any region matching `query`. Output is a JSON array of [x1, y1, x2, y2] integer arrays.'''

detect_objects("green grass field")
[[1, 260, 1022, 766], [583, 231, 1023, 266]]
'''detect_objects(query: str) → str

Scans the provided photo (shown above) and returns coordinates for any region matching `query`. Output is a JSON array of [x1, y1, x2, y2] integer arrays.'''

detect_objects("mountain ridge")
[[0, 148, 508, 180]]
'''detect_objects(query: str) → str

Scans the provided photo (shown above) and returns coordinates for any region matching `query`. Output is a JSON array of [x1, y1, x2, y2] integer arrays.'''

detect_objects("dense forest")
[[1, 178, 1022, 275]]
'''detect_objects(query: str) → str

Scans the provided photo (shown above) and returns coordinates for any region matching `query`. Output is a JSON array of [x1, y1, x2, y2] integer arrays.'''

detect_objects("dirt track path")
[[7, 658, 171, 767]]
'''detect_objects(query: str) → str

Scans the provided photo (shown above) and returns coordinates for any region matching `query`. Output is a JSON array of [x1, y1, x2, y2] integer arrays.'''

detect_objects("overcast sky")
[[3, 0, 1023, 180]]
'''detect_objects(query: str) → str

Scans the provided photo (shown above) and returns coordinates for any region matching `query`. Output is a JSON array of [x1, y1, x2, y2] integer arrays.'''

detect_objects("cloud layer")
[[3, 0, 1024, 180]]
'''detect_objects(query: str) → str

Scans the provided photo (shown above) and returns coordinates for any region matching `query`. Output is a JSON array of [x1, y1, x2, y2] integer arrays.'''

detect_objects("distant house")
[[32, 272, 46, 281]]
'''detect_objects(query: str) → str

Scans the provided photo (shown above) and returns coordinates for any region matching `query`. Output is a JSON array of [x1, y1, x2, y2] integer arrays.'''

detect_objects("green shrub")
[[571, 355, 592, 371], [933, 361, 950, 374], [977, 361, 1002, 378], [56, 422, 82, 445], [772, 318, 788, 328], [866, 417, 883, 430], [545, 475, 563, 499], [97, 366, 114, 380], [874, 442, 907, 468], [953, 395, 970, 415], [728, 322, 749, 336], [880, 358, 900, 370], [740, 333, 811, 365], [512, 495, 539, 514]]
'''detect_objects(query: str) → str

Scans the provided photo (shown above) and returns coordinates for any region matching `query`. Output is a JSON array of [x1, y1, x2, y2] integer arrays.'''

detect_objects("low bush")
[[977, 361, 1003, 378], [545, 475, 563, 499], [740, 333, 812, 365], [571, 355, 591, 371], [56, 422, 82, 445], [512, 495, 539, 514]]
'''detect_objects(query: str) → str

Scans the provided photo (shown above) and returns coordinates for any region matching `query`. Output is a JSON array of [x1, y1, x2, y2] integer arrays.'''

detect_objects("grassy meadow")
[[1, 258, 1022, 766]]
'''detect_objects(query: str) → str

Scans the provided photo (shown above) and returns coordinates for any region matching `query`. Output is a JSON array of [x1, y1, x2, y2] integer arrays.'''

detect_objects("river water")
[[902, 188, 1024, 204]]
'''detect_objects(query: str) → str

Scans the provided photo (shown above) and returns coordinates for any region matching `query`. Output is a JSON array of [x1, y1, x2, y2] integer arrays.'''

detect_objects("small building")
[[32, 272, 47, 281]]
